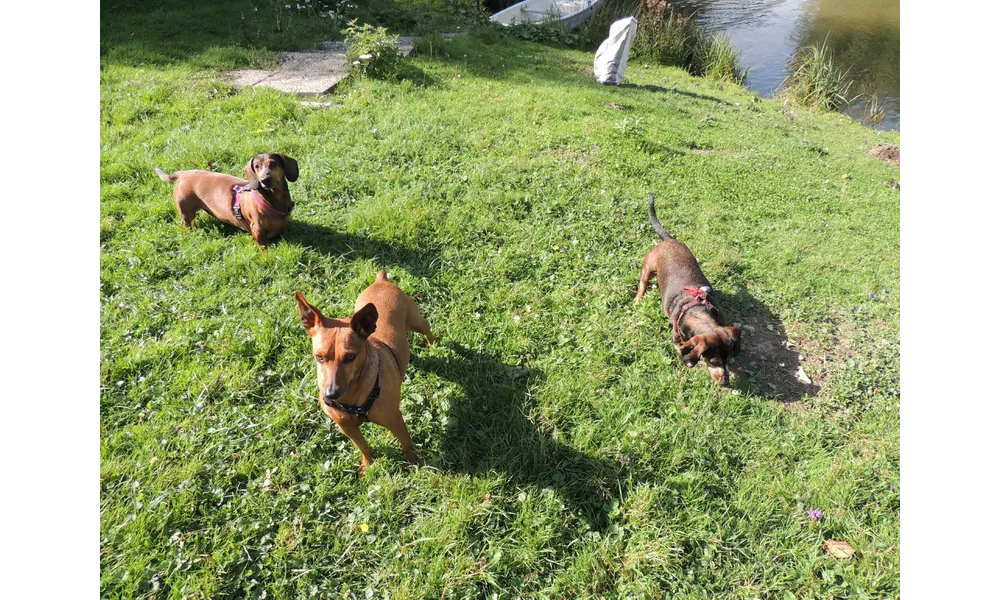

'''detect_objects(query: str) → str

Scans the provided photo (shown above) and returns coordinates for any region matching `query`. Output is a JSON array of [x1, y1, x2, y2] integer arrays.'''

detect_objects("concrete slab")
[[230, 37, 414, 95]]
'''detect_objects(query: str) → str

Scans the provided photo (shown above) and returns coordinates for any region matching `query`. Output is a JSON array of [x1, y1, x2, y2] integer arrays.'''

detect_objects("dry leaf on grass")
[[823, 539, 856, 559], [608, 102, 623, 110]]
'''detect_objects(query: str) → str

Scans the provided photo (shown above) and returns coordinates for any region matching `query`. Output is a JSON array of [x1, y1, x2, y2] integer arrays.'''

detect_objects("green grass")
[[101, 1, 900, 597]]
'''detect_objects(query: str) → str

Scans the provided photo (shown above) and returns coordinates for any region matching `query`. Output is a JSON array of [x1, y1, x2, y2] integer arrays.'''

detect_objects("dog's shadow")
[[412, 344, 622, 532], [283, 221, 440, 280], [714, 285, 821, 403]]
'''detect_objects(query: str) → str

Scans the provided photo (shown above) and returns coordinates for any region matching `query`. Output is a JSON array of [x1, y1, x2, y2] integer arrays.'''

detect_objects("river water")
[[671, 0, 899, 129]]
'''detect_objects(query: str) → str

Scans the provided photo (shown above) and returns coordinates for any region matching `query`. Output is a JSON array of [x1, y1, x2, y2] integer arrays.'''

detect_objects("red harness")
[[672, 285, 717, 336], [232, 185, 293, 224]]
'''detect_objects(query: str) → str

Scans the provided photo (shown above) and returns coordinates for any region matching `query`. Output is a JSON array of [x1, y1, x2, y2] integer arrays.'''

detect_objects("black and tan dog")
[[634, 194, 741, 385], [295, 271, 435, 474], [154, 153, 299, 250]]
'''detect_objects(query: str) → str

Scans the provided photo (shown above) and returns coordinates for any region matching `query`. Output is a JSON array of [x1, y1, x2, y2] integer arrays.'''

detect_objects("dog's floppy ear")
[[350, 303, 378, 339], [295, 291, 325, 333], [725, 324, 742, 357], [680, 336, 708, 367], [275, 154, 299, 182], [244, 156, 260, 190]]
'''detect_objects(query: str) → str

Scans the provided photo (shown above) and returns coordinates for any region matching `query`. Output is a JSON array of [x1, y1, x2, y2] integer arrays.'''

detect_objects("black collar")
[[325, 373, 380, 423]]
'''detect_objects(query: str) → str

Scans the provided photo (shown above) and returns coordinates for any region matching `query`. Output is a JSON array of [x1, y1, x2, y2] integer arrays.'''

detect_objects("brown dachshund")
[[154, 153, 299, 249], [295, 271, 435, 474], [634, 194, 741, 385]]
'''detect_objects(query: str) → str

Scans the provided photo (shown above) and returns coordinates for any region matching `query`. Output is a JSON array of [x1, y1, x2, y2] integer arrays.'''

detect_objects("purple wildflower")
[[807, 508, 823, 522], [618, 455, 631, 465]]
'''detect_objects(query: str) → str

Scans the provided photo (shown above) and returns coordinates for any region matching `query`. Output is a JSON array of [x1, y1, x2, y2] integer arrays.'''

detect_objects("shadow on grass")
[[714, 285, 820, 403], [283, 221, 441, 280], [100, 0, 345, 68], [620, 83, 730, 105], [412, 343, 622, 531], [360, 62, 443, 89]]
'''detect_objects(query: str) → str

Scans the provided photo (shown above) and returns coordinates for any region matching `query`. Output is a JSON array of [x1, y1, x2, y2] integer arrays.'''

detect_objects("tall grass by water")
[[780, 38, 857, 111]]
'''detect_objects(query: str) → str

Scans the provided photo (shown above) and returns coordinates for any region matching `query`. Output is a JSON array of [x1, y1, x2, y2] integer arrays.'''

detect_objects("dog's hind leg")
[[174, 193, 199, 229], [405, 301, 435, 346], [634, 258, 656, 304]]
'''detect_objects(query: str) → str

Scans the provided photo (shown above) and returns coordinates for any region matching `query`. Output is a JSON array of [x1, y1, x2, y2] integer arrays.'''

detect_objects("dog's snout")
[[324, 386, 342, 402], [260, 175, 273, 187]]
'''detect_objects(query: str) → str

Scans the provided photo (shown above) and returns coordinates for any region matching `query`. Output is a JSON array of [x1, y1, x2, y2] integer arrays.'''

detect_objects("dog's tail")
[[154, 167, 178, 183], [376, 270, 389, 281], [648, 194, 673, 240]]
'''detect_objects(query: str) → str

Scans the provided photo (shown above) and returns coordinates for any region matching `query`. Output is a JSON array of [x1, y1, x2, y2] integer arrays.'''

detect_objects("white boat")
[[490, 0, 605, 29]]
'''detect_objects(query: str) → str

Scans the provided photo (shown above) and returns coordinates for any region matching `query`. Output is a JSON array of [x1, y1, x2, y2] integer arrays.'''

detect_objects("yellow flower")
[[359, 523, 369, 533]]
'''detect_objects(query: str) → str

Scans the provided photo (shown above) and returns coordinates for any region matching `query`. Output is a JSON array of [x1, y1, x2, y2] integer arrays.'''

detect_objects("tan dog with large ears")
[[295, 271, 435, 474], [154, 153, 299, 250], [634, 194, 742, 385]]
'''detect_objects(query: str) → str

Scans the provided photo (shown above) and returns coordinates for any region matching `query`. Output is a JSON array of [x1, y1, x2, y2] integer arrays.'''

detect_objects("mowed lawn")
[[101, 2, 900, 598]]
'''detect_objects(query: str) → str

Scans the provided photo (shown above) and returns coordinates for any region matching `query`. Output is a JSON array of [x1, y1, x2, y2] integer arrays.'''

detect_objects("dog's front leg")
[[382, 411, 419, 466], [250, 223, 269, 255], [337, 422, 375, 474]]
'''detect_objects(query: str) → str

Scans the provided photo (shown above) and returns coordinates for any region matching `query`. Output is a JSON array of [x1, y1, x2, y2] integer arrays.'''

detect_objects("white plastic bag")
[[593, 16, 638, 85]]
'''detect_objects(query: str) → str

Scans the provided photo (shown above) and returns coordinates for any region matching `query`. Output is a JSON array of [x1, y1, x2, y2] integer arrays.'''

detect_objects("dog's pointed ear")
[[244, 156, 260, 190], [276, 154, 299, 182], [680, 336, 708, 367], [725, 324, 742, 357], [350, 303, 378, 339], [295, 291, 324, 333]]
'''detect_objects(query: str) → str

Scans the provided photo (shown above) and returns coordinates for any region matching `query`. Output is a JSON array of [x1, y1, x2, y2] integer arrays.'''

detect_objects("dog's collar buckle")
[[232, 185, 247, 223]]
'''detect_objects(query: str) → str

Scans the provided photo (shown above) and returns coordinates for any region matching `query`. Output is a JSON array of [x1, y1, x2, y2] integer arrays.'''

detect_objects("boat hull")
[[490, 0, 604, 29]]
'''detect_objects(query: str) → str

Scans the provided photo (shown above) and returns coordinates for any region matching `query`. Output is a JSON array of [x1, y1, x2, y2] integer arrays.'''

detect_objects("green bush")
[[343, 19, 402, 78]]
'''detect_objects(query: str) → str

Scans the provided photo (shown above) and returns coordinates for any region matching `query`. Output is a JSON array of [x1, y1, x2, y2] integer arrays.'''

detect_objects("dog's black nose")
[[324, 386, 342, 402], [260, 176, 273, 187]]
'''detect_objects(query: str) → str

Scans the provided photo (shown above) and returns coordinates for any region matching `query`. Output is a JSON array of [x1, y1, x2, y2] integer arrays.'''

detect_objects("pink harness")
[[672, 285, 718, 338], [231, 185, 293, 223]]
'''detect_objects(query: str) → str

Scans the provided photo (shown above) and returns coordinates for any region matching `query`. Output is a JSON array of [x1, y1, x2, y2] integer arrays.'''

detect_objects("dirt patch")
[[730, 311, 819, 404], [868, 144, 900, 165], [729, 309, 865, 404]]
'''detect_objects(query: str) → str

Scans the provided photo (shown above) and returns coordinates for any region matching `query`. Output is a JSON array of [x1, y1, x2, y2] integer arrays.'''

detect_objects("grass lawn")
[[101, 1, 900, 597]]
